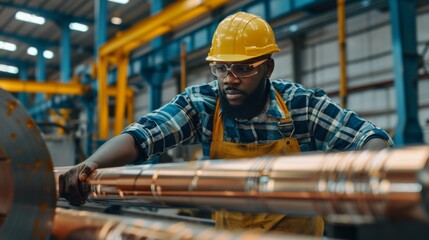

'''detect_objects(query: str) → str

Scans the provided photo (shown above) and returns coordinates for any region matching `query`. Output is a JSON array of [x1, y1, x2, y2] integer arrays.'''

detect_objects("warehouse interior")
[[1, 0, 429, 239]]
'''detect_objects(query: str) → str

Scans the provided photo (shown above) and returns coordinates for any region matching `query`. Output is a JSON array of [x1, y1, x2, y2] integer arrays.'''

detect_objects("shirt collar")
[[266, 81, 286, 119]]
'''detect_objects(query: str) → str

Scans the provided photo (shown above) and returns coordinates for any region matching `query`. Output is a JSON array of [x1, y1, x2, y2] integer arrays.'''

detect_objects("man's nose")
[[223, 71, 240, 85]]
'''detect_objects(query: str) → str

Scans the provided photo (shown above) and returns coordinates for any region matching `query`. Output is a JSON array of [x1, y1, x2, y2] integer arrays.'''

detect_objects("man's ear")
[[266, 58, 274, 77]]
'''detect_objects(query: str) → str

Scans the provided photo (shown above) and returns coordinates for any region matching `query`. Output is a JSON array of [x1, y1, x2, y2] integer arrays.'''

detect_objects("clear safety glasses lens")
[[210, 58, 268, 78]]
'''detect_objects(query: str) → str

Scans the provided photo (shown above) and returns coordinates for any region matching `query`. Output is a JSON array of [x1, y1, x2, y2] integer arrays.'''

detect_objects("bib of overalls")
[[209, 89, 323, 236]]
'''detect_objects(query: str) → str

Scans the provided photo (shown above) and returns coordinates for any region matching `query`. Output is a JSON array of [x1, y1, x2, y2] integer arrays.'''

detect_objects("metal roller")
[[56, 147, 429, 224], [0, 89, 56, 239], [52, 208, 307, 240]]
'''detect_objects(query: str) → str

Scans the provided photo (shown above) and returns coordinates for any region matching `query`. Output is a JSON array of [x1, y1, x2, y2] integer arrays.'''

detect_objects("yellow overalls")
[[209, 90, 324, 236]]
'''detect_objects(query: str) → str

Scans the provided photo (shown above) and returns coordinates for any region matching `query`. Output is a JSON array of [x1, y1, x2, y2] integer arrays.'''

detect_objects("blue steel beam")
[[389, 0, 423, 146], [94, 0, 108, 148], [144, 0, 168, 112], [36, 46, 46, 106], [18, 67, 28, 107], [60, 24, 71, 82], [95, 0, 108, 59]]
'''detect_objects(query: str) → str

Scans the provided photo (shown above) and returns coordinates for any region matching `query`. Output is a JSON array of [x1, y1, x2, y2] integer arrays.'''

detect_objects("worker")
[[60, 12, 393, 236]]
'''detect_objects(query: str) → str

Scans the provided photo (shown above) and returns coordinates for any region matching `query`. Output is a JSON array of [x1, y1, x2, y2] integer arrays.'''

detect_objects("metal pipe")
[[337, 0, 348, 108], [56, 146, 429, 224], [52, 208, 297, 240]]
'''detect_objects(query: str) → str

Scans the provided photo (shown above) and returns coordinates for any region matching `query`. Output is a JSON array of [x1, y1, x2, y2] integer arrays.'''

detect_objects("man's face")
[[211, 57, 273, 119]]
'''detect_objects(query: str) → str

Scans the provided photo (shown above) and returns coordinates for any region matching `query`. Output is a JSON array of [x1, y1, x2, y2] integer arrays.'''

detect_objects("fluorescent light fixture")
[[43, 50, 54, 59], [27, 47, 37, 56], [111, 17, 122, 25], [15, 11, 45, 25], [69, 22, 88, 32], [0, 41, 17, 51], [109, 0, 129, 4], [0, 64, 19, 74], [27, 47, 54, 59], [289, 25, 298, 32]]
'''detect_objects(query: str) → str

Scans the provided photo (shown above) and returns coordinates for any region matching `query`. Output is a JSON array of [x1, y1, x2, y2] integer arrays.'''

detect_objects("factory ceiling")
[[0, 0, 152, 80]]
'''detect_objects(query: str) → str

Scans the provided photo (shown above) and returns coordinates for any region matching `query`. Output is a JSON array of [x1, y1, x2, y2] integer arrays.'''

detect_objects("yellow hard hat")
[[206, 12, 280, 62]]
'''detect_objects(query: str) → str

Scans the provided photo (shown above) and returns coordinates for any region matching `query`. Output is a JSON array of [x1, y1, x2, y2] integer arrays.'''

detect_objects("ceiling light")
[[27, 47, 54, 59], [0, 64, 19, 74], [111, 17, 122, 25], [69, 22, 88, 32], [15, 11, 45, 25], [43, 50, 54, 59], [109, 0, 129, 4], [27, 47, 37, 56], [0, 41, 17, 51]]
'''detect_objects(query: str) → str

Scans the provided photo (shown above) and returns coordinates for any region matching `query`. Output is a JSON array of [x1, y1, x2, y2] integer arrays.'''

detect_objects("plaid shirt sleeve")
[[289, 83, 393, 151], [121, 82, 217, 162], [273, 80, 393, 151], [122, 92, 201, 162]]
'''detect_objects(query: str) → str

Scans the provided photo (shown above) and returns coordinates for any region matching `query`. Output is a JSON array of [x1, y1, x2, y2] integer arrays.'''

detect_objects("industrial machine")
[[1, 88, 429, 239]]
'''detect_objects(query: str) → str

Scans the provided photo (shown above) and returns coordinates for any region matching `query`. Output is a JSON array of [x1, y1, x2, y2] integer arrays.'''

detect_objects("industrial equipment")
[[2, 88, 429, 239], [56, 146, 429, 224], [0, 88, 308, 240]]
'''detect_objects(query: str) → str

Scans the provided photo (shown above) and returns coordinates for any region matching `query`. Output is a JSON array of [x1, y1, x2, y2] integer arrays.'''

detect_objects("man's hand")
[[59, 162, 98, 206], [58, 133, 140, 206]]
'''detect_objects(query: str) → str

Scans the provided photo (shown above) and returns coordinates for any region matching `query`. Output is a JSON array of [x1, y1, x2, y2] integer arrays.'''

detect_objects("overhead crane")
[[96, 0, 230, 140]]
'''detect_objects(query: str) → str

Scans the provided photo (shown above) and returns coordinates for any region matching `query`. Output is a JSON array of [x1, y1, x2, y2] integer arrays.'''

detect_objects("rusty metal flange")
[[0, 89, 56, 239]]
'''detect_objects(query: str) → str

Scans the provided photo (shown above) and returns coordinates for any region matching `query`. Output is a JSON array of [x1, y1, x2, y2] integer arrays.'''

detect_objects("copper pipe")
[[56, 146, 429, 224], [52, 208, 298, 240]]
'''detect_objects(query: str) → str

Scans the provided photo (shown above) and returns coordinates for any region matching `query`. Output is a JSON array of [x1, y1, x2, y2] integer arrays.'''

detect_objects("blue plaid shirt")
[[123, 80, 393, 162]]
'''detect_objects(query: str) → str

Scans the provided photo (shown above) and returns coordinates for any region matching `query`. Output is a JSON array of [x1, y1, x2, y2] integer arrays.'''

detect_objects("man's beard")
[[219, 79, 269, 120]]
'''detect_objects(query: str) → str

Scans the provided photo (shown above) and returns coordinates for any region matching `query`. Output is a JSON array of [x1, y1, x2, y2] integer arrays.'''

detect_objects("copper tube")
[[52, 208, 301, 240], [56, 146, 429, 224]]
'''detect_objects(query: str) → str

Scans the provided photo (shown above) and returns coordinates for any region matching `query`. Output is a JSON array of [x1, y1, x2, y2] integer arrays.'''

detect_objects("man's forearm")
[[84, 133, 140, 168], [361, 138, 390, 150]]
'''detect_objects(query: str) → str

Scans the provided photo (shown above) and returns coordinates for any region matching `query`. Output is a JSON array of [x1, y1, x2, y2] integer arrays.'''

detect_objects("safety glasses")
[[209, 58, 269, 78]]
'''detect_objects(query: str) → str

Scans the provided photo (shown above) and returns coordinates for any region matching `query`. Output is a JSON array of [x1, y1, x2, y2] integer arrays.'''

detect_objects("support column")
[[141, 64, 172, 111], [149, 76, 163, 111], [61, 24, 71, 82], [150, 0, 164, 49], [95, 0, 107, 58], [291, 36, 304, 84], [18, 66, 28, 108], [389, 0, 423, 146], [35, 46, 46, 121]]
